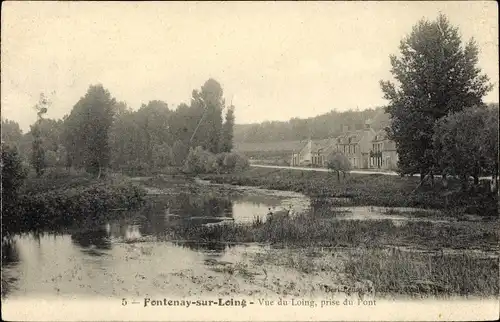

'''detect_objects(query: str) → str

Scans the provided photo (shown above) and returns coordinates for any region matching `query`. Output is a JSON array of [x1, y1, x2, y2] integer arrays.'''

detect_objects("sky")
[[1, 1, 498, 132]]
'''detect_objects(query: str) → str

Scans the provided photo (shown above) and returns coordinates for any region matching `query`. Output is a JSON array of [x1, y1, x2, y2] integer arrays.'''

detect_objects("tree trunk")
[[442, 174, 448, 189], [97, 165, 102, 179], [461, 174, 468, 191], [473, 175, 479, 186], [430, 172, 435, 188], [337, 171, 340, 182]]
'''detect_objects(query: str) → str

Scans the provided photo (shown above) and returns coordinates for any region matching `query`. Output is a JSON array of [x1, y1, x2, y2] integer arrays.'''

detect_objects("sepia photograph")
[[1, 1, 499, 321]]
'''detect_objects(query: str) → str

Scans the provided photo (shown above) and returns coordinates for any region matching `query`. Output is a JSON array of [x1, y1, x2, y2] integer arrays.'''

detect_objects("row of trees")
[[1, 78, 237, 177], [381, 14, 498, 187], [234, 108, 390, 143]]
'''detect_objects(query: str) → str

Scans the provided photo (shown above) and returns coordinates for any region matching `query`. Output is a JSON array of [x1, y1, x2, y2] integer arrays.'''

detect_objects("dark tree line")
[[233, 107, 390, 144], [1, 78, 236, 177]]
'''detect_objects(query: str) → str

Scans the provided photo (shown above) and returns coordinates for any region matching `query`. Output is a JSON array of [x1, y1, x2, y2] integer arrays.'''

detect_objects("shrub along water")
[[200, 167, 498, 216], [168, 212, 498, 297], [170, 212, 498, 250], [4, 171, 147, 234]]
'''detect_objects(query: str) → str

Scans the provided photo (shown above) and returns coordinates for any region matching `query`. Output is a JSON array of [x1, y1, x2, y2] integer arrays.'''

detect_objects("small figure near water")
[[266, 207, 273, 223], [164, 205, 181, 220], [266, 205, 293, 223]]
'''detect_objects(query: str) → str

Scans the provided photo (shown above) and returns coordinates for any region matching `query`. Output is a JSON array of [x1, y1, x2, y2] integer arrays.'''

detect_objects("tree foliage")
[[1, 119, 23, 149], [108, 100, 171, 170], [222, 152, 249, 172], [380, 14, 493, 177], [183, 146, 217, 174], [433, 104, 499, 185], [1, 142, 27, 228], [220, 105, 235, 152], [189, 79, 225, 153], [106, 79, 232, 171], [62, 85, 116, 177], [326, 151, 351, 181], [171, 140, 189, 167], [234, 108, 387, 144], [152, 143, 173, 168], [31, 93, 50, 176], [11, 79, 237, 176]]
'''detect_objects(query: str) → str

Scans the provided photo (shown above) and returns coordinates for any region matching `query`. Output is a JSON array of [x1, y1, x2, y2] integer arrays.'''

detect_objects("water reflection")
[[174, 241, 229, 255], [1, 239, 20, 298], [1, 182, 312, 299], [71, 227, 112, 250]]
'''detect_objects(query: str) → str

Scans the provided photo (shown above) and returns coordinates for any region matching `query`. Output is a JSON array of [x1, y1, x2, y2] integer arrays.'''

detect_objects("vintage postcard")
[[1, 1, 499, 321]]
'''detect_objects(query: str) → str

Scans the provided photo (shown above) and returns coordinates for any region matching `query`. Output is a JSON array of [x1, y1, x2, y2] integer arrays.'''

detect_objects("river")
[[1, 177, 497, 301]]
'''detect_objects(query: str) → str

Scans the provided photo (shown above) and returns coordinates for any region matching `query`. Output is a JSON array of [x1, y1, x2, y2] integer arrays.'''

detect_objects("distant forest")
[[233, 107, 391, 143]]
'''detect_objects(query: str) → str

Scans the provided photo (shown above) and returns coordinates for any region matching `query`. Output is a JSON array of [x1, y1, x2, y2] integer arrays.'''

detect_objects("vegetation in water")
[[2, 169, 146, 234], [169, 211, 498, 250], [200, 167, 498, 216]]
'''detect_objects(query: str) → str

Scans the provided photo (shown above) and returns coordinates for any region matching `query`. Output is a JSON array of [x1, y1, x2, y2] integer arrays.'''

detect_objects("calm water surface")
[[2, 180, 493, 299], [1, 183, 309, 299]]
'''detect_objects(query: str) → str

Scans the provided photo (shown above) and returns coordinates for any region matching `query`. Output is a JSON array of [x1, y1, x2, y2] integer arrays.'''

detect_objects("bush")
[[152, 143, 173, 168], [1, 143, 28, 231], [118, 160, 151, 176], [13, 182, 147, 233], [223, 152, 249, 172], [326, 151, 351, 180], [172, 140, 189, 167], [182, 148, 250, 175], [183, 146, 217, 174]]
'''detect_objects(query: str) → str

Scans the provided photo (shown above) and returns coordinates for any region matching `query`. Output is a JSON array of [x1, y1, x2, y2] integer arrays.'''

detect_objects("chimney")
[[364, 119, 372, 131]]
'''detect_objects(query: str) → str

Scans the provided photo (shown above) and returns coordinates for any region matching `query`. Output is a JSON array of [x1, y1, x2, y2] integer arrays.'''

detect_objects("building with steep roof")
[[370, 128, 398, 170], [290, 121, 377, 169], [290, 138, 335, 167], [333, 122, 376, 169]]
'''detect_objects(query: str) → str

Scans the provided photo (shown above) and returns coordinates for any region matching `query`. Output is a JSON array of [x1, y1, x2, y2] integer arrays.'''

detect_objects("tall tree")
[[380, 14, 492, 178], [30, 93, 50, 176], [136, 100, 171, 164], [1, 142, 27, 231], [480, 104, 499, 188], [193, 79, 224, 153], [326, 151, 351, 181], [433, 106, 487, 186], [171, 140, 189, 166], [62, 85, 116, 177], [220, 105, 235, 152], [1, 119, 23, 149]]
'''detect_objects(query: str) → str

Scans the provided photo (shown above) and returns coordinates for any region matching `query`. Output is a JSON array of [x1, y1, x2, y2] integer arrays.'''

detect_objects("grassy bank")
[[169, 212, 498, 298], [171, 212, 498, 250], [3, 169, 147, 234], [199, 167, 498, 216], [251, 246, 498, 298]]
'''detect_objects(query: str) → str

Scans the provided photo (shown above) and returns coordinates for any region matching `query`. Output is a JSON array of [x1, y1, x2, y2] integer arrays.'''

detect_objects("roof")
[[372, 129, 389, 142], [310, 138, 335, 152], [295, 138, 337, 155], [335, 130, 366, 144]]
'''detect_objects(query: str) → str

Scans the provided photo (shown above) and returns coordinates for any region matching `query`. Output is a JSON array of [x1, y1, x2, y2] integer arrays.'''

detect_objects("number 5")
[[122, 298, 127, 306]]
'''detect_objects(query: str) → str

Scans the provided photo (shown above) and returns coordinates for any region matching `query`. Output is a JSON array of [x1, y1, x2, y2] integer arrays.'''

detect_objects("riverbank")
[[2, 169, 147, 234], [2, 172, 498, 300], [199, 167, 498, 216], [143, 173, 499, 298]]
